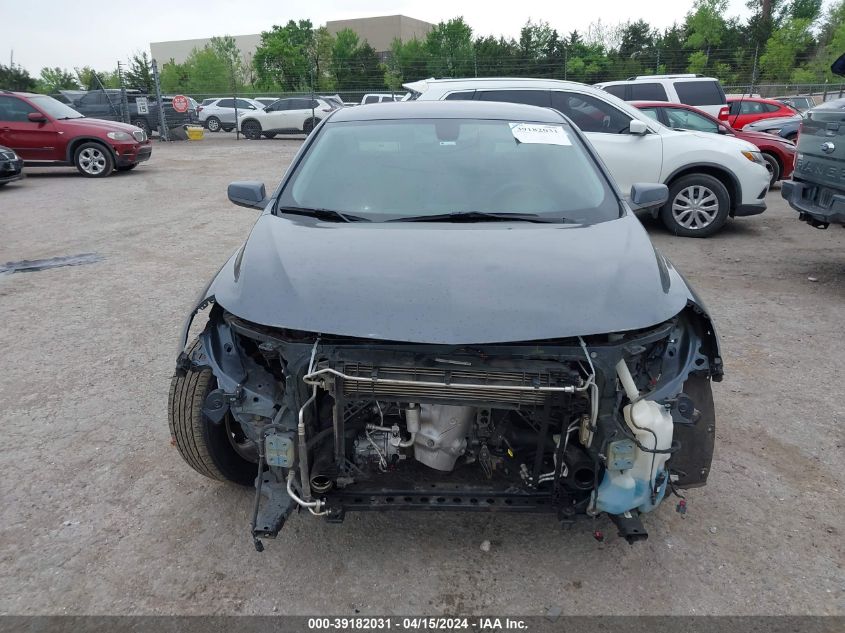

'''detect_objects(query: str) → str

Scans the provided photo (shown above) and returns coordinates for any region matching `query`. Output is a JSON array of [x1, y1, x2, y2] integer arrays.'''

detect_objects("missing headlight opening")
[[170, 303, 719, 551]]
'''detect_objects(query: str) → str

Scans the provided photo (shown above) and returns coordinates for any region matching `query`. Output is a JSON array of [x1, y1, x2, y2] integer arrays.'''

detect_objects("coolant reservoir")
[[594, 371, 674, 515]]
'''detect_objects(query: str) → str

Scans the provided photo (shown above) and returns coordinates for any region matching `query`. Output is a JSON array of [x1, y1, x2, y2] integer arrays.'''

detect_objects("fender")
[[662, 161, 742, 212]]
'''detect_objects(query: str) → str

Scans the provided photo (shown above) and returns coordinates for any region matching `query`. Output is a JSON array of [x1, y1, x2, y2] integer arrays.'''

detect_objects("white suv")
[[198, 98, 264, 132], [594, 75, 727, 118], [237, 97, 338, 139], [405, 77, 769, 237]]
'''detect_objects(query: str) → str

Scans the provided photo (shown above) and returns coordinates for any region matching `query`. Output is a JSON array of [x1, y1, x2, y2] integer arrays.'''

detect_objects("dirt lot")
[[0, 136, 843, 616]]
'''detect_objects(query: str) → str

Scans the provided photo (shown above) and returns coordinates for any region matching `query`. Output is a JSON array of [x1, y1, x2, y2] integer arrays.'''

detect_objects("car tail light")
[[718, 107, 729, 121]]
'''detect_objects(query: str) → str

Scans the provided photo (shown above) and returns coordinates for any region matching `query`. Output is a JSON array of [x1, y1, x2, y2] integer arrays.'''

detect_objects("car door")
[[233, 98, 257, 122], [0, 95, 60, 161], [662, 107, 720, 135], [262, 99, 294, 129], [288, 98, 316, 129], [550, 90, 663, 195]]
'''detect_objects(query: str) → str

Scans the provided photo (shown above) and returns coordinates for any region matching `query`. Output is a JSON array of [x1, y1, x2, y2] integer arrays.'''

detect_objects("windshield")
[[277, 118, 619, 223], [29, 95, 84, 119]]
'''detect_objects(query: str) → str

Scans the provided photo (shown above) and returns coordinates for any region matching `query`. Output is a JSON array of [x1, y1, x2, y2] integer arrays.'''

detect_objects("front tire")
[[262, 133, 277, 139], [762, 152, 781, 186], [205, 116, 221, 132], [302, 117, 319, 134], [168, 340, 256, 485], [660, 174, 730, 238], [74, 142, 114, 178], [241, 119, 262, 139], [131, 118, 150, 135]]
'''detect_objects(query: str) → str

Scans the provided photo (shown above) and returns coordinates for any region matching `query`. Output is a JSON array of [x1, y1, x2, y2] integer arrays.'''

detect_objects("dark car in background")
[[0, 144, 24, 186], [169, 101, 721, 548], [782, 95, 845, 228], [69, 89, 194, 135], [633, 100, 796, 186], [0, 92, 151, 177]]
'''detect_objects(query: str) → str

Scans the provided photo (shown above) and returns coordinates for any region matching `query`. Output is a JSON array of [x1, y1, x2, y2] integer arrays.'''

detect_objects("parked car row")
[[0, 91, 152, 181], [59, 89, 197, 136], [404, 77, 771, 237]]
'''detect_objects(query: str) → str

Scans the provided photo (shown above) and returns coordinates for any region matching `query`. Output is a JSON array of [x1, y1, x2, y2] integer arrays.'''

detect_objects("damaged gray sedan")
[[169, 101, 721, 549]]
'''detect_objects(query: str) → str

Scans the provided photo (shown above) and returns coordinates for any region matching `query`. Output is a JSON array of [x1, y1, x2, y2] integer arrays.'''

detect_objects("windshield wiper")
[[389, 211, 562, 223], [277, 206, 370, 223]]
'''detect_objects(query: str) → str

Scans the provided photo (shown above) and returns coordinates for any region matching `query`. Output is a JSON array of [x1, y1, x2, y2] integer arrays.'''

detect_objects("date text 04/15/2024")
[[307, 617, 529, 631]]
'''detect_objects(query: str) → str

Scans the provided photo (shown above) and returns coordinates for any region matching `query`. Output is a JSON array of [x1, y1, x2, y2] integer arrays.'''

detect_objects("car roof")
[[405, 77, 590, 92], [328, 100, 568, 123], [630, 100, 720, 119], [726, 96, 784, 104]]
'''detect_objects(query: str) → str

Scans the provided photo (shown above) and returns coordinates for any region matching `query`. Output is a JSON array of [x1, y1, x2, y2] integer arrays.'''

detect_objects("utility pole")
[[655, 48, 660, 74], [117, 60, 130, 124], [151, 59, 169, 141], [564, 46, 567, 81], [750, 44, 759, 96]]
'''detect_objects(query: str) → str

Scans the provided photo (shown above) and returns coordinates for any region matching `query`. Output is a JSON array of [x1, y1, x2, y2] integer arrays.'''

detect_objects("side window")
[[551, 91, 632, 134], [310, 100, 321, 109], [0, 96, 38, 122], [629, 83, 668, 101], [673, 80, 725, 106], [235, 99, 254, 109], [478, 90, 550, 107], [740, 101, 764, 114], [217, 99, 234, 108], [291, 99, 312, 110], [763, 102, 781, 113], [364, 95, 379, 104], [444, 91, 475, 101], [728, 101, 741, 115], [638, 107, 661, 122], [603, 85, 627, 99], [665, 108, 718, 133]]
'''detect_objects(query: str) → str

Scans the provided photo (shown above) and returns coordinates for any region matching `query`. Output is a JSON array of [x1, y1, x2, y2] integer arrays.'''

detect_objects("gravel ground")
[[0, 136, 843, 616]]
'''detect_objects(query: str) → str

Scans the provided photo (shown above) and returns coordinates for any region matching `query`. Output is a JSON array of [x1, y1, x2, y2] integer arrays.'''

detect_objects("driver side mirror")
[[630, 183, 669, 209], [27, 112, 47, 123], [628, 119, 648, 135], [228, 181, 267, 209]]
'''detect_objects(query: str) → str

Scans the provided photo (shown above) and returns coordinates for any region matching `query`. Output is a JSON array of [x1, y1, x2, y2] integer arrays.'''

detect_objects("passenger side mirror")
[[27, 112, 47, 123], [630, 183, 669, 208], [628, 119, 648, 135], [228, 181, 267, 209]]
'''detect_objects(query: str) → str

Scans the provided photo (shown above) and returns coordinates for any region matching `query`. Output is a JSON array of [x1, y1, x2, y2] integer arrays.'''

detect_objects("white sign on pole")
[[136, 97, 149, 115]]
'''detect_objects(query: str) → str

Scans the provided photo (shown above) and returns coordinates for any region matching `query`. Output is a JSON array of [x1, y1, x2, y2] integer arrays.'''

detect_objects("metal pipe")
[[303, 367, 580, 394], [298, 385, 317, 500]]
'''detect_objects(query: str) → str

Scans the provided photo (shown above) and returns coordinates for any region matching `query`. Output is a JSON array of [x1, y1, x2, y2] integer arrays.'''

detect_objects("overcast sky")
[[4, 0, 755, 75]]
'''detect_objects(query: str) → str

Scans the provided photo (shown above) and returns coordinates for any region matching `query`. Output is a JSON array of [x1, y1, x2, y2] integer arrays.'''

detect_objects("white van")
[[594, 75, 728, 118]]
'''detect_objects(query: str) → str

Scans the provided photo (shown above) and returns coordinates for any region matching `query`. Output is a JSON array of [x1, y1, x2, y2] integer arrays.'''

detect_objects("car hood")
[[202, 210, 697, 345], [736, 129, 794, 145], [743, 115, 801, 131], [57, 117, 143, 134], [679, 129, 758, 152]]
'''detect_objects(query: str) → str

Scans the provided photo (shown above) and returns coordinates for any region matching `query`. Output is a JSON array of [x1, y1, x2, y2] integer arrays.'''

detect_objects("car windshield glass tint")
[[278, 118, 619, 223], [29, 95, 84, 119]]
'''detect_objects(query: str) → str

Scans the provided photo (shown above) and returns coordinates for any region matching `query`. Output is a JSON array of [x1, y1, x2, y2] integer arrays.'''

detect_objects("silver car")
[[198, 98, 264, 132]]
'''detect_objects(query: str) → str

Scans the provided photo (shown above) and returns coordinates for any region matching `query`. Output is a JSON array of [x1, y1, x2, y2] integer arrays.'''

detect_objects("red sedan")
[[725, 96, 798, 129], [632, 101, 796, 186]]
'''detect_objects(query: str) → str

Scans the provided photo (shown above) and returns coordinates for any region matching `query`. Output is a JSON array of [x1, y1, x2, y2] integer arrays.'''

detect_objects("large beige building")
[[150, 15, 433, 65]]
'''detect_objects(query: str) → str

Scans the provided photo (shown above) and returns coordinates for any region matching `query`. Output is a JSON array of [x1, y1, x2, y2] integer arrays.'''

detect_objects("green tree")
[[425, 17, 475, 77], [760, 17, 814, 80], [37, 67, 80, 93], [0, 64, 37, 91], [385, 37, 430, 85], [124, 52, 153, 92], [253, 20, 315, 90]]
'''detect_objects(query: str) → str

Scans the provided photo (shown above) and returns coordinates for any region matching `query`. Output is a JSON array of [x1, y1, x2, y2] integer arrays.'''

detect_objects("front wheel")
[[660, 174, 730, 238], [74, 142, 114, 178], [762, 152, 781, 186], [131, 118, 150, 135], [205, 116, 221, 132], [241, 120, 262, 139], [168, 340, 256, 485], [302, 117, 319, 135]]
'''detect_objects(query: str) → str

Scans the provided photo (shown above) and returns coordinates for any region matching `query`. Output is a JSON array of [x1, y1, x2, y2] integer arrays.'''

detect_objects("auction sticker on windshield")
[[509, 122, 571, 145]]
